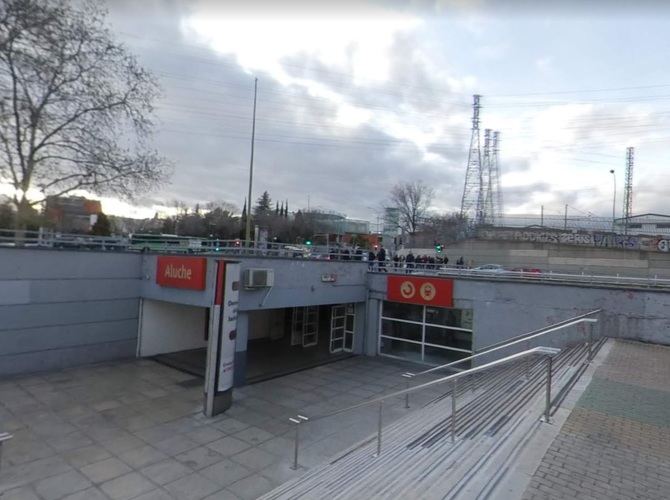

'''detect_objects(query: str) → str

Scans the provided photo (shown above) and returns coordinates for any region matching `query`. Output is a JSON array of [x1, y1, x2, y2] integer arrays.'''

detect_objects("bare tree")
[[389, 180, 435, 234], [0, 0, 169, 227]]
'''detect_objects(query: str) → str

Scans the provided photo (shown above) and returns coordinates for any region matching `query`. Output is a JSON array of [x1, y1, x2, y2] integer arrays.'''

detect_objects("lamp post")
[[609, 169, 616, 232]]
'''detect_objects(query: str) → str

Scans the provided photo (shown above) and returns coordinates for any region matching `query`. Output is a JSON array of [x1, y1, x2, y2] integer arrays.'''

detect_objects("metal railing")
[[380, 263, 670, 289], [2, 228, 669, 288], [287, 346, 561, 470], [0, 432, 12, 472], [399, 309, 600, 408]]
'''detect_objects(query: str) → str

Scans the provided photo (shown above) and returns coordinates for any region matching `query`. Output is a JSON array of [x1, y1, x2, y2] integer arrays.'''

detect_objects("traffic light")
[[305, 240, 312, 246], [435, 243, 443, 253]]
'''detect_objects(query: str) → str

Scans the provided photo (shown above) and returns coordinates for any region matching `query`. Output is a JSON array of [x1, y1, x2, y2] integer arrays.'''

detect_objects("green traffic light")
[[306, 240, 312, 245]]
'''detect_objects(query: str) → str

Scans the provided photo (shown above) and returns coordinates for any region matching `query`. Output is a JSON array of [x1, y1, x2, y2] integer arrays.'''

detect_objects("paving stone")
[[232, 426, 275, 446], [34, 469, 92, 500], [163, 472, 221, 500], [62, 486, 110, 500], [175, 446, 224, 470], [226, 473, 275, 500], [185, 427, 226, 445], [132, 489, 177, 500], [212, 418, 250, 435], [1, 486, 41, 500], [100, 472, 156, 500], [80, 457, 132, 484], [203, 489, 241, 500], [153, 435, 200, 456], [118, 445, 168, 469], [522, 340, 670, 500], [100, 434, 146, 455], [61, 444, 112, 468], [230, 447, 278, 470], [206, 436, 251, 457], [140, 458, 192, 485], [200, 459, 253, 487], [47, 431, 95, 452]]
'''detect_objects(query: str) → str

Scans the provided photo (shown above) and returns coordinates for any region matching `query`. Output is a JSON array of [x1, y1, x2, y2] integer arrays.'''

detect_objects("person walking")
[[406, 251, 415, 273], [377, 245, 387, 272], [368, 250, 376, 271]]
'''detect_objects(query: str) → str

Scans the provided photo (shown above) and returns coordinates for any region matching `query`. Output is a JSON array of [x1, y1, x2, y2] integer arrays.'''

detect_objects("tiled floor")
[[522, 340, 670, 500], [0, 355, 436, 499]]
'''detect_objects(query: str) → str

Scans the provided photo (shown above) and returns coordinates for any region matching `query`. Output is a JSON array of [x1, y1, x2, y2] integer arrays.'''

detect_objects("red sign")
[[387, 275, 453, 307], [156, 256, 207, 290]]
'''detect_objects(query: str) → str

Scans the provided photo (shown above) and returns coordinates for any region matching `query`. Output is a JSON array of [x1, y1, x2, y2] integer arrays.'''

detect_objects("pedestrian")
[[368, 250, 376, 271], [406, 250, 415, 273], [377, 245, 387, 272]]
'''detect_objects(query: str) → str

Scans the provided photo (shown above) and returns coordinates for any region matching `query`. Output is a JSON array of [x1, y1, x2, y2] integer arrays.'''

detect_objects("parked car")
[[511, 267, 543, 274], [473, 264, 509, 273]]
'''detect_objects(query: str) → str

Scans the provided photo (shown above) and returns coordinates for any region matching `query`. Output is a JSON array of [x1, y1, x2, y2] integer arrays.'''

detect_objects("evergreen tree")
[[254, 191, 272, 215], [91, 212, 112, 236]]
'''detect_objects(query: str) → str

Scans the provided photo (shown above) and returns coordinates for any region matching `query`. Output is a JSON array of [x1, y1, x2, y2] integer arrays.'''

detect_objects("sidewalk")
[[0, 355, 431, 500], [522, 340, 670, 500]]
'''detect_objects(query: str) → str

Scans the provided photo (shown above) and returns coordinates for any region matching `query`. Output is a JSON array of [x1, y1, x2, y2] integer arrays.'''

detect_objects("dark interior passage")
[[244, 305, 354, 384]]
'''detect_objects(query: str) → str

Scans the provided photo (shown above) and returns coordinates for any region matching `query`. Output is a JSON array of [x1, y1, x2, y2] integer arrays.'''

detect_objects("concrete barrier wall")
[[0, 248, 142, 376], [367, 274, 670, 363], [441, 239, 670, 278]]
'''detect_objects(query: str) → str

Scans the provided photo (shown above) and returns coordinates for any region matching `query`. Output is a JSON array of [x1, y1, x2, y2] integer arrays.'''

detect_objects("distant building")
[[45, 196, 102, 233], [304, 209, 370, 240], [614, 213, 670, 236]]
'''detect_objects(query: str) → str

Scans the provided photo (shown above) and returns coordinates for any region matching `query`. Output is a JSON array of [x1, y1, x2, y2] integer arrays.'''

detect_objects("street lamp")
[[609, 169, 616, 232]]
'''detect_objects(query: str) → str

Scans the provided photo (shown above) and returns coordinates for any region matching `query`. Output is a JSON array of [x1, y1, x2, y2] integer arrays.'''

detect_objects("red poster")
[[156, 256, 207, 290], [387, 275, 454, 307]]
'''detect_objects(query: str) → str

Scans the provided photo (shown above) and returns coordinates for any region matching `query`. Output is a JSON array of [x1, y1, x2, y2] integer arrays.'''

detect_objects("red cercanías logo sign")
[[156, 256, 207, 290], [387, 275, 453, 307]]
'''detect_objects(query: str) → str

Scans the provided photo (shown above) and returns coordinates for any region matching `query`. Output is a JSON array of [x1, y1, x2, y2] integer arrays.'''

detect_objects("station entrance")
[[138, 298, 209, 377], [244, 303, 356, 383]]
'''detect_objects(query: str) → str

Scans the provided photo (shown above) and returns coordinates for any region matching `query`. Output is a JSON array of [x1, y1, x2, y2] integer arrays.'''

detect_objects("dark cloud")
[[104, 0, 476, 221]]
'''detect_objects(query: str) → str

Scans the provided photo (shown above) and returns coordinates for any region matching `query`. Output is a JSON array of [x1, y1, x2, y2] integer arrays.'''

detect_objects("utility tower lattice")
[[481, 129, 504, 225], [460, 95, 484, 225], [623, 146, 634, 234], [491, 131, 504, 222], [482, 129, 494, 224]]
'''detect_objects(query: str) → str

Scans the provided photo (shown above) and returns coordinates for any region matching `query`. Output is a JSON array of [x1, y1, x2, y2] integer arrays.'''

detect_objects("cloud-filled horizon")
[[6, 0, 669, 223]]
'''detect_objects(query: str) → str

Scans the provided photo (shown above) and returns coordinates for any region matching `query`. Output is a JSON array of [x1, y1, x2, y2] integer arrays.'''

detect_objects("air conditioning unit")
[[243, 268, 275, 288]]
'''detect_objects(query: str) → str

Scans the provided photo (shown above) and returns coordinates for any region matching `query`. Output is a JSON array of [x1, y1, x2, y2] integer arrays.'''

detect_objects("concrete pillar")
[[233, 311, 249, 387], [365, 298, 381, 356]]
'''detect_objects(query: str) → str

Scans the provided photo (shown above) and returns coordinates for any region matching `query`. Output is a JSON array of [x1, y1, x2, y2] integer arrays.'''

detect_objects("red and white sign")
[[387, 275, 454, 307], [156, 256, 207, 290]]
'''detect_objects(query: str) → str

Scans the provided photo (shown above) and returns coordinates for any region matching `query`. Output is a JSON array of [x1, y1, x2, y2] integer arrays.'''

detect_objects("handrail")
[[0, 432, 12, 472], [404, 309, 601, 380], [287, 346, 560, 469]]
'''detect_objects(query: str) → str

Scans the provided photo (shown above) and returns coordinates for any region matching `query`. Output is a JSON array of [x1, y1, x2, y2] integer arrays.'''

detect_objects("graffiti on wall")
[[478, 229, 670, 253]]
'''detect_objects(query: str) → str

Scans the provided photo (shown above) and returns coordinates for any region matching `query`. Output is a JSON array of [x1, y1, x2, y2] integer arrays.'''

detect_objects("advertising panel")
[[216, 261, 239, 393]]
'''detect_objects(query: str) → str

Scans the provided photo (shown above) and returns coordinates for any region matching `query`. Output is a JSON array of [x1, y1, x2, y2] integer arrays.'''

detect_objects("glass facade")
[[379, 300, 473, 365]]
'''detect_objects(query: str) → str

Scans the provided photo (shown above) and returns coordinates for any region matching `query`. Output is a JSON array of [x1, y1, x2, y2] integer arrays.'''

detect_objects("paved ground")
[[0, 355, 434, 500], [522, 340, 670, 500]]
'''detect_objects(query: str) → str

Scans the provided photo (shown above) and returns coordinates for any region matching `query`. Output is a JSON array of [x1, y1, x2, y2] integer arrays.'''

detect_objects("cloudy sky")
[[98, 0, 670, 223]]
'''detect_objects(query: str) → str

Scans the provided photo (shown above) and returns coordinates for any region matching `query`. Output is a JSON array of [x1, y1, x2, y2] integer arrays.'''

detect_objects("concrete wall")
[[367, 273, 670, 364], [0, 248, 141, 376], [138, 299, 207, 356], [140, 255, 369, 311], [437, 239, 670, 278]]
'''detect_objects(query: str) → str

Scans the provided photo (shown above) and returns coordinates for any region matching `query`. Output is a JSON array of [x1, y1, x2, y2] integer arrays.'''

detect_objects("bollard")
[[451, 378, 458, 443], [375, 401, 383, 457], [524, 341, 531, 379], [289, 418, 300, 470], [402, 374, 412, 409], [544, 356, 553, 423]]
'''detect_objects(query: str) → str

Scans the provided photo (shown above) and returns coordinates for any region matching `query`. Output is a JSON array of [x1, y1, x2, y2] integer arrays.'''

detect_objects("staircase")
[[261, 339, 606, 500]]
